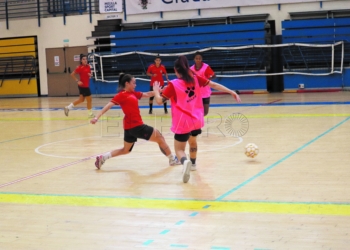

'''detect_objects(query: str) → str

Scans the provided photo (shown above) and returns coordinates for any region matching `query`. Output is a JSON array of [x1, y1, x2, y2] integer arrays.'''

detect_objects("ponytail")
[[174, 56, 194, 84]]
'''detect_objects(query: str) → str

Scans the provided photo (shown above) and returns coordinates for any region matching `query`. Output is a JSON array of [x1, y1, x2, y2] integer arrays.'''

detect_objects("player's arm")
[[90, 102, 115, 124], [208, 81, 241, 103], [142, 91, 154, 98], [70, 67, 81, 85], [153, 82, 168, 104], [146, 66, 155, 77]]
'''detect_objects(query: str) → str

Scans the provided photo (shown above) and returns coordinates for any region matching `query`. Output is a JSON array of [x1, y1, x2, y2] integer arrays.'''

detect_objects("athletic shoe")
[[164, 109, 168, 114], [64, 106, 69, 116], [182, 160, 191, 183], [191, 164, 197, 171], [149, 110, 152, 114], [169, 155, 181, 166], [95, 155, 105, 169], [88, 113, 95, 118]]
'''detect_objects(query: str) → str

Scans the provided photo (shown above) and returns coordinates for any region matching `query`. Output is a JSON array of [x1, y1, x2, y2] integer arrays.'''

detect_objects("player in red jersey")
[[90, 73, 180, 169], [64, 54, 94, 118], [146, 56, 169, 114]]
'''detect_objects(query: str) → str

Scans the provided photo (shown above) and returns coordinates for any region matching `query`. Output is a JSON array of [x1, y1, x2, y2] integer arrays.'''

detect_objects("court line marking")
[[0, 193, 349, 216], [216, 116, 350, 201], [0, 123, 89, 144]]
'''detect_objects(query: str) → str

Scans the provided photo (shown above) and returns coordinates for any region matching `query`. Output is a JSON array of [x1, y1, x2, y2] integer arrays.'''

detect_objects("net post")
[[340, 41, 344, 74], [99, 55, 105, 82], [331, 44, 334, 74]]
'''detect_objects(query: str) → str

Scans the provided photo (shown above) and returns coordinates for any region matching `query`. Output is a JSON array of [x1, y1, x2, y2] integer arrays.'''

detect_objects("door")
[[66, 46, 88, 96], [46, 46, 88, 96], [46, 48, 69, 96]]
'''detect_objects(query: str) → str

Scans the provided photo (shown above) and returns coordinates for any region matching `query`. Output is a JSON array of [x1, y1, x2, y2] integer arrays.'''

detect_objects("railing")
[[0, 56, 37, 86], [0, 0, 100, 28]]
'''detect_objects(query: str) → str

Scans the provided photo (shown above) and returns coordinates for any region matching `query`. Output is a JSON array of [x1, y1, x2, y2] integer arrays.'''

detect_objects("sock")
[[103, 152, 112, 161], [68, 103, 74, 110], [164, 103, 167, 110], [190, 158, 196, 165], [167, 154, 174, 160], [149, 103, 153, 110], [180, 157, 187, 165], [88, 109, 93, 115]]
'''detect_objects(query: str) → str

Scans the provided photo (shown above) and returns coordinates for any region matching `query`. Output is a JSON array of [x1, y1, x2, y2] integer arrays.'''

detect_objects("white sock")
[[167, 154, 176, 160], [68, 103, 74, 110], [103, 152, 112, 161], [88, 109, 93, 115]]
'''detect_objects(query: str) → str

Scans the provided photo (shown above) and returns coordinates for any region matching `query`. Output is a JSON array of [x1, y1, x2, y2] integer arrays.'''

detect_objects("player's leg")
[[174, 134, 192, 183], [149, 86, 154, 114], [135, 124, 179, 166], [95, 130, 136, 169], [188, 129, 201, 171], [85, 95, 93, 117], [163, 102, 168, 114], [203, 97, 210, 116], [64, 94, 84, 116]]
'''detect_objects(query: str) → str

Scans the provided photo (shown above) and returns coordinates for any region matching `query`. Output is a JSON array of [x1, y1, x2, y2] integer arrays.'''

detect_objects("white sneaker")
[[64, 106, 69, 116], [191, 164, 197, 171], [169, 155, 181, 166], [88, 113, 95, 118], [95, 155, 105, 169], [182, 160, 191, 183]]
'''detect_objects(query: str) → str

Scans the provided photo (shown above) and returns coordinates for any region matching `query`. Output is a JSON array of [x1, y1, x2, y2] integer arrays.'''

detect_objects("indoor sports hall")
[[1, 0, 350, 249]]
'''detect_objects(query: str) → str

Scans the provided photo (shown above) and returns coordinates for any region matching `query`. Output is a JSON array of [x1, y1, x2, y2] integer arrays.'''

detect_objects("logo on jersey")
[[185, 86, 196, 102]]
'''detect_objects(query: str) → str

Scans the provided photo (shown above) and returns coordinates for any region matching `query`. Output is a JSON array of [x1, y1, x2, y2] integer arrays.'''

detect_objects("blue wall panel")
[[284, 72, 343, 89]]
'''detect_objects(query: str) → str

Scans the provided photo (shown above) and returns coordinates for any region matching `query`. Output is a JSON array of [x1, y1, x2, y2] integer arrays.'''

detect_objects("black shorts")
[[124, 124, 154, 143], [78, 86, 91, 97], [202, 97, 210, 105], [174, 129, 202, 142]]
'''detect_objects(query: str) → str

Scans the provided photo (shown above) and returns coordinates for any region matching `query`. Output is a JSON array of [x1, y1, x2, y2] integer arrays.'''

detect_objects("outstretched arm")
[[208, 81, 241, 103], [153, 82, 167, 105], [90, 102, 115, 124], [142, 91, 154, 98]]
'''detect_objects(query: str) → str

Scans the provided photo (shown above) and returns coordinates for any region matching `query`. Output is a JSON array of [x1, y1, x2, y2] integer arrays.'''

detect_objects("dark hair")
[[174, 56, 194, 84], [80, 54, 87, 65], [193, 51, 203, 59], [118, 73, 133, 90], [155, 56, 161, 60]]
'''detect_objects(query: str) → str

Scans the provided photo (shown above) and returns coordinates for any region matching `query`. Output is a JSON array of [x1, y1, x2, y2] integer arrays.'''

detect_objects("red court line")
[[0, 156, 94, 189]]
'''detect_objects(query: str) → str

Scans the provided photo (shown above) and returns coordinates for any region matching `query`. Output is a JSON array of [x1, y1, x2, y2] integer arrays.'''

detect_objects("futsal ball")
[[245, 143, 259, 158]]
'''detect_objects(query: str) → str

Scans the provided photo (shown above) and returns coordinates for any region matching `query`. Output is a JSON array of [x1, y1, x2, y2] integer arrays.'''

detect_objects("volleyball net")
[[90, 41, 345, 83]]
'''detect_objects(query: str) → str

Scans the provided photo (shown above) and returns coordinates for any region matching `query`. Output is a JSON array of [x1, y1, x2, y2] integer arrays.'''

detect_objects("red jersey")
[[110, 90, 143, 130], [191, 63, 215, 79], [74, 64, 91, 88], [162, 75, 209, 102], [147, 64, 167, 86]]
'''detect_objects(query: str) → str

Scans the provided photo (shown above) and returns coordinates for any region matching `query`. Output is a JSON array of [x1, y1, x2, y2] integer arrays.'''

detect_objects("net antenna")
[[91, 41, 344, 83]]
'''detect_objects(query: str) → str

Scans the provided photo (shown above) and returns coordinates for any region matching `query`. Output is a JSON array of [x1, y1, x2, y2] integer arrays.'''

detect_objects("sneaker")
[[191, 164, 197, 171], [164, 109, 168, 114], [95, 155, 105, 169], [64, 106, 69, 116], [149, 110, 152, 114], [88, 113, 95, 118], [182, 160, 191, 183], [169, 155, 181, 166]]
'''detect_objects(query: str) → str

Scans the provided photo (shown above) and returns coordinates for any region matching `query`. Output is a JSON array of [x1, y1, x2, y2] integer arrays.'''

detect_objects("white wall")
[[0, 0, 349, 95]]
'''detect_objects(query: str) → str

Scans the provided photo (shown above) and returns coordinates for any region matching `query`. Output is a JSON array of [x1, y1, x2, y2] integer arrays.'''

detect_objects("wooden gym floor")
[[0, 91, 350, 249]]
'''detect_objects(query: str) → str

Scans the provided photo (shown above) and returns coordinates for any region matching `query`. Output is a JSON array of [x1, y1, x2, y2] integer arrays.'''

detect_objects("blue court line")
[[211, 247, 231, 250], [170, 244, 188, 248], [216, 116, 350, 201], [1, 101, 349, 112], [203, 205, 211, 209], [175, 220, 185, 225], [160, 229, 170, 235], [0, 123, 88, 144], [143, 240, 154, 246], [189, 212, 199, 217]]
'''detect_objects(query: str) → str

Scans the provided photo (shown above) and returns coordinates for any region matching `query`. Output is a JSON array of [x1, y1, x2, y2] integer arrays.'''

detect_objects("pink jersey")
[[190, 63, 212, 98], [169, 77, 204, 134]]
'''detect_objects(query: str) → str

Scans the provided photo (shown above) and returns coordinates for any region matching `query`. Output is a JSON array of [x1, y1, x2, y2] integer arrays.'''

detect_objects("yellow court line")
[[1, 114, 350, 121], [0, 194, 349, 216]]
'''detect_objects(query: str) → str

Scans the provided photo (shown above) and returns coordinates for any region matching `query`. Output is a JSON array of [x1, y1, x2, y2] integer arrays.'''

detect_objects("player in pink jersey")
[[90, 73, 180, 170], [153, 56, 241, 183], [190, 52, 216, 116], [64, 54, 94, 118]]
